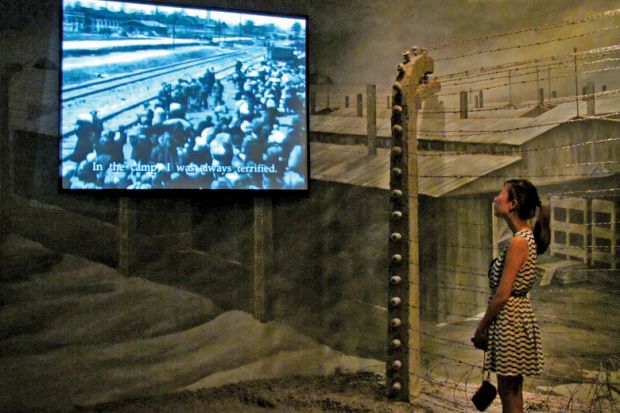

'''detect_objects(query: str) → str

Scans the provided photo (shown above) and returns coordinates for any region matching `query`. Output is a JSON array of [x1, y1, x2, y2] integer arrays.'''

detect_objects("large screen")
[[60, 0, 307, 190]]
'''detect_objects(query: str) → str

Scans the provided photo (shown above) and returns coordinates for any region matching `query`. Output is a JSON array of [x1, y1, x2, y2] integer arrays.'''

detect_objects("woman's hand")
[[472, 325, 488, 351]]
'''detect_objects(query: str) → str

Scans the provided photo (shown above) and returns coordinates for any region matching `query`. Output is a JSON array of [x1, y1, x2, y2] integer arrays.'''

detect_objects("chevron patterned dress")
[[486, 229, 544, 376]]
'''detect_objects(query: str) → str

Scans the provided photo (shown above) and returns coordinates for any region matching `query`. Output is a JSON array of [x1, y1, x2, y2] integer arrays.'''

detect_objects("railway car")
[[269, 46, 304, 66]]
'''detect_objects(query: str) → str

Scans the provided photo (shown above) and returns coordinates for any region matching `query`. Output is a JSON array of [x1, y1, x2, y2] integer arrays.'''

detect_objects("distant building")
[[88, 14, 122, 33], [309, 91, 620, 322], [63, 7, 124, 34], [119, 20, 168, 37], [63, 10, 85, 33], [173, 22, 217, 39]]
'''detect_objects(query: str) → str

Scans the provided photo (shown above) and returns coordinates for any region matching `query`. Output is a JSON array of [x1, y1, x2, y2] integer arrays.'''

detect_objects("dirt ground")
[[66, 369, 603, 413], [67, 371, 402, 413], [2, 234, 618, 413]]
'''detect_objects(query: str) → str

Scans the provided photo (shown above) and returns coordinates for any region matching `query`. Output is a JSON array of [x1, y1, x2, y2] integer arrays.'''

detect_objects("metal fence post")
[[367, 84, 377, 156]]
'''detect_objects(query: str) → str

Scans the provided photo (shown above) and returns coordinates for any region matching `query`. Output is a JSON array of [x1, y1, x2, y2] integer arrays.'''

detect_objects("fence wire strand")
[[310, 13, 620, 411], [428, 8, 620, 51], [434, 24, 620, 62]]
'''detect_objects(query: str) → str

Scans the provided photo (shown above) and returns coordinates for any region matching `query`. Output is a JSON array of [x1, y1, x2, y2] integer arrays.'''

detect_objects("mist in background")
[[306, 0, 619, 104]]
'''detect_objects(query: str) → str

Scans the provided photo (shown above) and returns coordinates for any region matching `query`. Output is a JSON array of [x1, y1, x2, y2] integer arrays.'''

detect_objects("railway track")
[[61, 47, 266, 137], [62, 49, 256, 102]]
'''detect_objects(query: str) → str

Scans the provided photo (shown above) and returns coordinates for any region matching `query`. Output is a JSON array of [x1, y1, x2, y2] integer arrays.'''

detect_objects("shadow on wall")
[[7, 129, 391, 360]]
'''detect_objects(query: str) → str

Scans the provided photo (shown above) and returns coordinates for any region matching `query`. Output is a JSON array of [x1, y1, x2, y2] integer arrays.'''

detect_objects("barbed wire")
[[421, 85, 620, 115], [427, 8, 620, 51], [425, 297, 607, 326], [436, 278, 620, 302], [430, 241, 619, 251], [438, 65, 620, 96], [431, 219, 620, 227], [551, 187, 620, 197], [437, 263, 493, 275], [418, 111, 620, 135], [419, 172, 616, 178], [381, 29, 618, 413], [424, 268, 615, 295], [416, 136, 620, 156], [584, 55, 620, 65], [440, 69, 620, 99], [438, 275, 488, 285], [320, 12, 620, 411], [436, 266, 620, 285], [436, 44, 620, 80], [422, 286, 607, 307], [406, 354, 615, 412], [309, 73, 620, 114], [438, 284, 489, 295], [306, 57, 620, 100], [585, 64, 620, 74], [430, 191, 620, 201], [436, 49, 620, 85], [437, 284, 490, 296], [420, 331, 478, 349], [437, 65, 620, 96], [419, 101, 550, 114], [438, 55, 620, 88], [434, 24, 620, 62], [419, 347, 613, 388]]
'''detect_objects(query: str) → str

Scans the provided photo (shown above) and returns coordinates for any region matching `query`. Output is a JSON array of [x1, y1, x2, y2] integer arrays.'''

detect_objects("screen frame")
[[58, 0, 310, 195]]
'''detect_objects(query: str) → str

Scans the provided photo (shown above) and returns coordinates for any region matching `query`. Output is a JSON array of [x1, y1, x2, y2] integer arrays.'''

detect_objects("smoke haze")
[[307, 0, 620, 103]]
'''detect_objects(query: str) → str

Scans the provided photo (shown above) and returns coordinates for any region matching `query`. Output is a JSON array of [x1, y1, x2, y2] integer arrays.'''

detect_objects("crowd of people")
[[62, 54, 307, 190]]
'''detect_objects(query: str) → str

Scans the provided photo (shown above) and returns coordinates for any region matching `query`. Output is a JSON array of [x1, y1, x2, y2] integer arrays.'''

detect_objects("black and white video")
[[60, 0, 308, 190]]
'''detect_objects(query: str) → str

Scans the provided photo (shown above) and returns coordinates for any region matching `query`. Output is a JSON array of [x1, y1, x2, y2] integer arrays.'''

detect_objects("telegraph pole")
[[508, 69, 512, 106], [574, 47, 579, 117], [547, 66, 551, 105]]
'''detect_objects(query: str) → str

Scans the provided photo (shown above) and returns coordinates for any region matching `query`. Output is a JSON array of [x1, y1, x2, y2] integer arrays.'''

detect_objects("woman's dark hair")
[[505, 179, 551, 254]]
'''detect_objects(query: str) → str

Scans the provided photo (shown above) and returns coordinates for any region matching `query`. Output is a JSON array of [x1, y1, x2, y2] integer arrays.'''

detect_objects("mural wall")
[[1, 0, 618, 411]]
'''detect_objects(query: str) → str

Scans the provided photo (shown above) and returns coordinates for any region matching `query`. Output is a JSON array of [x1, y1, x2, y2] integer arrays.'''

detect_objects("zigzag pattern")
[[486, 229, 544, 376]]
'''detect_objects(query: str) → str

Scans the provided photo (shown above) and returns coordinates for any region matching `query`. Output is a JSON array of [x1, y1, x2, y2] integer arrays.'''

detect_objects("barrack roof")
[[310, 143, 520, 197]]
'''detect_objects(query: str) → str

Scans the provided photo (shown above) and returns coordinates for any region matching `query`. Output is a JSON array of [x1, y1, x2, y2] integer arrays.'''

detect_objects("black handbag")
[[471, 352, 497, 411]]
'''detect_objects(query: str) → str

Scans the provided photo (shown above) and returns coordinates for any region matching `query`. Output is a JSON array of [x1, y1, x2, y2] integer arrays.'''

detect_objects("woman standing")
[[473, 179, 550, 413]]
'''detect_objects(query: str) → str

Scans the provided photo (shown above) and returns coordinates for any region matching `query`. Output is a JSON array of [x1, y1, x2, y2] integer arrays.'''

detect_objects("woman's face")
[[493, 184, 515, 217]]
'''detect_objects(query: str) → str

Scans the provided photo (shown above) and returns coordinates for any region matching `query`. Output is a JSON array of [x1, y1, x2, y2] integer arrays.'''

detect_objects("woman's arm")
[[473, 236, 528, 348]]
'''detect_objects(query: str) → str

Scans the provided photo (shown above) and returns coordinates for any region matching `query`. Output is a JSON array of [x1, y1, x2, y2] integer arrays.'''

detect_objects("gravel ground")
[[68, 371, 429, 413]]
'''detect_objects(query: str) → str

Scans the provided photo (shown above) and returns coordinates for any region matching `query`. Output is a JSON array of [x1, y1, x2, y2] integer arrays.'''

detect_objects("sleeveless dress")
[[486, 229, 544, 376]]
